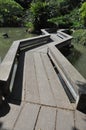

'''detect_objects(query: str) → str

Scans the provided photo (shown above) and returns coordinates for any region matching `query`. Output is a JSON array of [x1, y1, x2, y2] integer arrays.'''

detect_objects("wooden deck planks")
[[56, 109, 74, 130], [0, 103, 23, 130], [0, 30, 86, 130], [34, 52, 56, 106], [75, 110, 86, 130], [41, 53, 73, 109], [35, 106, 56, 130], [48, 45, 86, 98], [14, 103, 40, 130], [51, 34, 63, 43], [23, 52, 40, 103]]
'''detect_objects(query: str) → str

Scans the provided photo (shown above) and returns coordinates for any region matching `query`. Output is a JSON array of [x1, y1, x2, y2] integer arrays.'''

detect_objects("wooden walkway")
[[0, 47, 86, 130], [0, 30, 86, 130]]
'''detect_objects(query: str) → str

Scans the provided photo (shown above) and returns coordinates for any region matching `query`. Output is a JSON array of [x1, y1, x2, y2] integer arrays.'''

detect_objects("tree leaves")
[[0, 0, 24, 26]]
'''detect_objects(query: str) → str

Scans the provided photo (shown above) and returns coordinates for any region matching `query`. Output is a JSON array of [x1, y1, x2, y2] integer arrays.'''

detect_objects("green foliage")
[[72, 29, 86, 45], [0, 0, 24, 27], [59, 0, 70, 15], [48, 1, 60, 18], [49, 4, 83, 29], [80, 2, 86, 26], [30, 1, 51, 31], [0, 0, 85, 29], [49, 15, 73, 29], [67, 8, 82, 29]]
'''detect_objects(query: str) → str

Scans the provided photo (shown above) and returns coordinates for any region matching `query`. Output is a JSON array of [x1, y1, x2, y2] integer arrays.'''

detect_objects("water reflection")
[[67, 47, 81, 65], [67, 44, 86, 79]]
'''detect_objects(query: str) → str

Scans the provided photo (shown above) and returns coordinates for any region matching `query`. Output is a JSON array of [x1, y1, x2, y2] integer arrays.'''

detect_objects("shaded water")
[[67, 43, 86, 79], [0, 28, 35, 61]]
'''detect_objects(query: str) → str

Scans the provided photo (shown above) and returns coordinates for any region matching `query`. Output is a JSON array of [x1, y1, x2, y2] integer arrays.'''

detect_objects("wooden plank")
[[48, 45, 86, 108], [49, 45, 86, 94], [34, 52, 56, 106], [20, 34, 50, 50], [23, 52, 40, 103], [56, 109, 74, 130], [51, 34, 63, 43], [75, 110, 86, 130], [41, 53, 73, 109], [28, 45, 48, 56], [58, 30, 72, 39], [35, 106, 56, 130], [0, 41, 19, 81], [48, 46, 77, 102], [36, 46, 48, 53], [14, 103, 40, 130], [0, 103, 23, 130]]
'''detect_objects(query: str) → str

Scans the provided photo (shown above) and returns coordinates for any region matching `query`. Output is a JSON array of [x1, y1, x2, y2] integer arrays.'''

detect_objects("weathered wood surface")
[[0, 30, 86, 130], [0, 50, 86, 130], [48, 45, 86, 103], [75, 110, 86, 130], [56, 109, 74, 130], [41, 53, 73, 109], [0, 41, 20, 99], [0, 103, 23, 130], [14, 103, 40, 130], [23, 51, 73, 109], [35, 106, 56, 130], [51, 33, 63, 43], [23, 53, 40, 103], [34, 52, 56, 106], [20, 34, 50, 50], [0, 41, 19, 81]]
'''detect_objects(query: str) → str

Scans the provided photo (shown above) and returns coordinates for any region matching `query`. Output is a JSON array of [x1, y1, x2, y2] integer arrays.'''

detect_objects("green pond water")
[[0, 28, 35, 61], [67, 43, 86, 79]]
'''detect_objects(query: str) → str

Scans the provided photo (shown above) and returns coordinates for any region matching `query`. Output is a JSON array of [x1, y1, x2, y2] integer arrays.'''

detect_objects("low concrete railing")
[[48, 45, 86, 111], [0, 32, 50, 103], [42, 28, 73, 49], [0, 41, 20, 103], [20, 34, 50, 50]]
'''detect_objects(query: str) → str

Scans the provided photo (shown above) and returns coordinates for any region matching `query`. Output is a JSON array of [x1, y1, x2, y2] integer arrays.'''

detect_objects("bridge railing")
[[56, 31, 73, 48], [48, 44, 86, 111], [0, 33, 50, 104], [20, 34, 50, 50], [0, 41, 20, 103]]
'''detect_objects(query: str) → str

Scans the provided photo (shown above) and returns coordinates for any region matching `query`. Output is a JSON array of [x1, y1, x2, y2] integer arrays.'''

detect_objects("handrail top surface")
[[19, 33, 50, 43], [48, 45, 86, 93], [0, 33, 50, 82], [0, 41, 20, 81]]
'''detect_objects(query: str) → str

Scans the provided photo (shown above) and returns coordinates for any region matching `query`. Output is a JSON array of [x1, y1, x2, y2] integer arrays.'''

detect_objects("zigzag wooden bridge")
[[0, 29, 86, 130]]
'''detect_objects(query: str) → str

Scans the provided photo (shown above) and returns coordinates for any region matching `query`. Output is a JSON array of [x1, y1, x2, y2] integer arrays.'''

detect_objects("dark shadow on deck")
[[76, 81, 86, 114], [0, 122, 9, 130], [20, 37, 53, 52], [0, 100, 10, 117], [72, 127, 79, 130], [8, 52, 25, 105]]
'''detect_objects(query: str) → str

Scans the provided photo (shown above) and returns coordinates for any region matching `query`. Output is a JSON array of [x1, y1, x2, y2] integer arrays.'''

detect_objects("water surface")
[[68, 43, 86, 79], [0, 28, 35, 61]]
